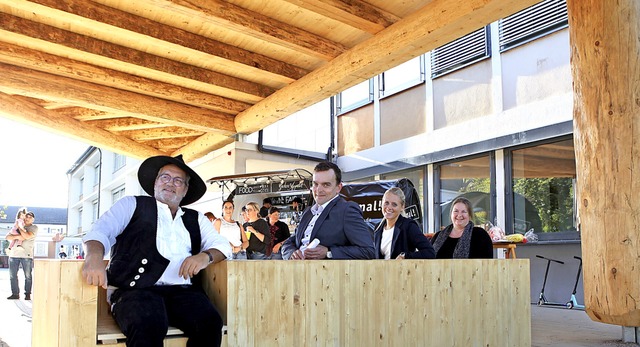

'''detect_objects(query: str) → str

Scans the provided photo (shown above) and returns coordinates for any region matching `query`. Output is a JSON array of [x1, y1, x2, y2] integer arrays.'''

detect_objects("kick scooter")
[[536, 255, 566, 307], [566, 256, 585, 309]]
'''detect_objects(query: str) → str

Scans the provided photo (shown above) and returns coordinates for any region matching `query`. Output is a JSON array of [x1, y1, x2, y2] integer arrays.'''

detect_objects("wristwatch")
[[326, 249, 333, 259], [204, 250, 214, 264]]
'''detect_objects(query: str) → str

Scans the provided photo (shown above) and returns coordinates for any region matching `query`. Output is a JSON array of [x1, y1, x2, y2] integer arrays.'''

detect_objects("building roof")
[[1, 206, 67, 225]]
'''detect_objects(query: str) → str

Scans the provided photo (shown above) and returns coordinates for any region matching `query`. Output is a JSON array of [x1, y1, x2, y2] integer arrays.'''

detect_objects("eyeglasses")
[[157, 173, 187, 187]]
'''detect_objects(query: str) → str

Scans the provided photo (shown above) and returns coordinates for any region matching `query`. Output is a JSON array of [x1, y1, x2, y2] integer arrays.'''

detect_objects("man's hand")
[[300, 245, 329, 260], [179, 253, 209, 279], [289, 249, 305, 260], [82, 254, 108, 289]]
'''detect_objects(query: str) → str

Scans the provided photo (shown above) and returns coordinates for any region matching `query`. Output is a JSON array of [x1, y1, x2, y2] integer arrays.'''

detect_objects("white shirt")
[[301, 194, 339, 247], [83, 196, 232, 286], [381, 225, 394, 260]]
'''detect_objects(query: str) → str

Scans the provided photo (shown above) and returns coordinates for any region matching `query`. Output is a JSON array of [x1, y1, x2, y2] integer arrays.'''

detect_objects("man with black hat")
[[82, 155, 232, 347]]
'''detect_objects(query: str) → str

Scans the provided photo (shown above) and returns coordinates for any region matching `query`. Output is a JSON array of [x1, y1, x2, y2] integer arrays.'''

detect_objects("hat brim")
[[137, 155, 206, 206]]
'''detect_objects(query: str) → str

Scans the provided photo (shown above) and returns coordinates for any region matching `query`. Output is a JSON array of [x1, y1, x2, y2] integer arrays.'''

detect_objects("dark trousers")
[[111, 285, 223, 347], [9, 257, 33, 296]]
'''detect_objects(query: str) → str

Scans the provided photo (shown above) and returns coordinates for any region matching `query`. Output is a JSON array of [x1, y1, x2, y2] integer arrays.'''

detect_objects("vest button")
[[134, 275, 140, 280], [138, 267, 145, 273], [129, 281, 136, 287], [141, 258, 148, 264]]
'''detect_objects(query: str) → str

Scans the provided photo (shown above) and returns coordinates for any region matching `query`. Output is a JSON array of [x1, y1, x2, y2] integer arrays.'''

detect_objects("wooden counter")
[[33, 259, 531, 347]]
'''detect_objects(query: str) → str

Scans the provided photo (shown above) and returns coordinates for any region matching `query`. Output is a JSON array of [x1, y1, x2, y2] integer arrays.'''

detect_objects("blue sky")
[[0, 117, 88, 208]]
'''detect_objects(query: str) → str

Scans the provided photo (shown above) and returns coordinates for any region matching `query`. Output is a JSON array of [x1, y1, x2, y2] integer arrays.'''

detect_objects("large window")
[[113, 153, 126, 172], [437, 155, 494, 231], [509, 138, 576, 234], [112, 185, 126, 205], [337, 80, 372, 114], [379, 56, 424, 98]]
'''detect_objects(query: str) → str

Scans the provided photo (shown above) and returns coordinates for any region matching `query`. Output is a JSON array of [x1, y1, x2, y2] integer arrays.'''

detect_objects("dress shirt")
[[83, 196, 232, 286], [301, 195, 337, 247]]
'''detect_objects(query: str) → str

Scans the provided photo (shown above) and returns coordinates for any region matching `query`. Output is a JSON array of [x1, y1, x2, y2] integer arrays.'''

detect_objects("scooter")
[[536, 255, 567, 307], [566, 256, 585, 309]]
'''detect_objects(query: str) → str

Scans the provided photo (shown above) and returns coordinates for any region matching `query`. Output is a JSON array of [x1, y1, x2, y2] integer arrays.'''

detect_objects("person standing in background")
[[214, 201, 249, 259], [6, 211, 38, 301], [259, 198, 272, 219], [243, 202, 271, 259], [267, 206, 290, 260]]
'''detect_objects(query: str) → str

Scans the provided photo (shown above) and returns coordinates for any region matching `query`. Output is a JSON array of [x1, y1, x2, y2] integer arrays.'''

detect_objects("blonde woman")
[[243, 202, 271, 260], [373, 188, 435, 259]]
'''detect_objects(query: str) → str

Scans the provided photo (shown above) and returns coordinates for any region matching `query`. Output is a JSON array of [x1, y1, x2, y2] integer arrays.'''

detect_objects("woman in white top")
[[214, 200, 249, 259]]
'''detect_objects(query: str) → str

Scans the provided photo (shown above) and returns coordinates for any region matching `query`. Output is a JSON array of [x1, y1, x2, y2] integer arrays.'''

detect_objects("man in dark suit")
[[282, 162, 375, 260]]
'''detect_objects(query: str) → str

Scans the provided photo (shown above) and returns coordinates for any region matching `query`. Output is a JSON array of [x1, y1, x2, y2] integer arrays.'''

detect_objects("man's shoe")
[[25, 294, 31, 301], [6, 294, 19, 300]]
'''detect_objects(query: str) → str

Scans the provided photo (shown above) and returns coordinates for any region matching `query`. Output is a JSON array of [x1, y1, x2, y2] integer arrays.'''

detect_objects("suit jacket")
[[373, 215, 435, 259], [281, 196, 375, 260]]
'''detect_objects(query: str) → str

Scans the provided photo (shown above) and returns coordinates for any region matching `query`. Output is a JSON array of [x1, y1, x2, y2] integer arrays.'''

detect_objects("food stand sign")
[[235, 180, 311, 195]]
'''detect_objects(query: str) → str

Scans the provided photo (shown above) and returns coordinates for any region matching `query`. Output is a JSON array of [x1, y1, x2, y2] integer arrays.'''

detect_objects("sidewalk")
[[0, 268, 32, 347], [0, 266, 636, 347]]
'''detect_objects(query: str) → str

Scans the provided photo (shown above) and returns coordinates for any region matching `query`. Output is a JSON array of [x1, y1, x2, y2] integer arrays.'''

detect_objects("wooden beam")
[[0, 41, 252, 114], [22, 0, 308, 82], [0, 12, 274, 100], [124, 127, 204, 141], [235, 0, 542, 134], [172, 133, 235, 163], [0, 92, 162, 159], [157, 0, 347, 60], [85, 118, 166, 131], [568, 0, 640, 326], [0, 62, 236, 135], [281, 0, 399, 34]]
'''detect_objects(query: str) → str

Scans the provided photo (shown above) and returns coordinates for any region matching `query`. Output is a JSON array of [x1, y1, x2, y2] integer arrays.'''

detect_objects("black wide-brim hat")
[[137, 154, 206, 206]]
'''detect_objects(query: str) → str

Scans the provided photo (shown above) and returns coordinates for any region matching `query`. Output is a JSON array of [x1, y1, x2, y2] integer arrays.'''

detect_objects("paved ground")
[[0, 268, 32, 347], [0, 266, 637, 347]]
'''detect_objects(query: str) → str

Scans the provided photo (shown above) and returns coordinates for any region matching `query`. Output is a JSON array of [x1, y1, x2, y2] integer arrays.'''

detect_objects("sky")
[[0, 117, 89, 208]]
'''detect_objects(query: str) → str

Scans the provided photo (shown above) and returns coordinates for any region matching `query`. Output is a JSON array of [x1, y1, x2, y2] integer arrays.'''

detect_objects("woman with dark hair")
[[267, 206, 291, 260], [431, 197, 493, 259], [374, 188, 435, 259], [214, 200, 249, 259]]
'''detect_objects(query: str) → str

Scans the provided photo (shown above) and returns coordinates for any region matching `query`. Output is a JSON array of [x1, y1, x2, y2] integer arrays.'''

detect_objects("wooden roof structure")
[[0, 0, 540, 162]]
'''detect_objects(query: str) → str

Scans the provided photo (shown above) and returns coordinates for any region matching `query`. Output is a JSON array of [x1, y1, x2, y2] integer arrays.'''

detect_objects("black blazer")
[[281, 196, 375, 260], [373, 215, 435, 259]]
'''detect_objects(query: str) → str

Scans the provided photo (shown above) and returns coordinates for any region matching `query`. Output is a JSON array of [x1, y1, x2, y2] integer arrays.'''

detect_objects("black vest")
[[106, 196, 202, 288]]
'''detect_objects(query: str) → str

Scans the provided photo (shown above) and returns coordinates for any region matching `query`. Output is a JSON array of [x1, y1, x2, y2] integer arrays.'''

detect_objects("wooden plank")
[[0, 91, 163, 160], [235, 0, 542, 135], [25, 0, 308, 82], [568, 0, 640, 326], [157, 0, 347, 60], [31, 260, 62, 347], [0, 12, 275, 99], [58, 261, 97, 347], [281, 0, 400, 34], [0, 41, 253, 114], [0, 63, 236, 135]]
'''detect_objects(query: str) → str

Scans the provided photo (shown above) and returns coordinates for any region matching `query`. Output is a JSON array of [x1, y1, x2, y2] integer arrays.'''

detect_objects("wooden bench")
[[34, 259, 532, 347], [31, 260, 225, 347]]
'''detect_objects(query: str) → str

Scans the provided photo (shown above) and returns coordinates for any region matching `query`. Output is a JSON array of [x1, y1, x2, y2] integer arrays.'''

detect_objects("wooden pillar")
[[568, 0, 640, 325]]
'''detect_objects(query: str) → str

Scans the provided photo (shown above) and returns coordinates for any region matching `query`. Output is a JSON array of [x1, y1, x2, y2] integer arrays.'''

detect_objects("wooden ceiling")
[[0, 0, 540, 163]]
